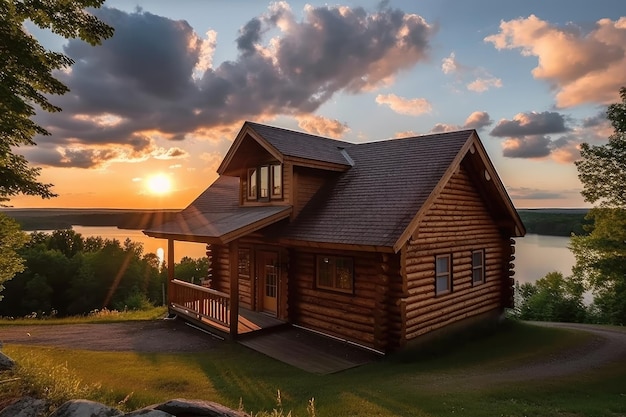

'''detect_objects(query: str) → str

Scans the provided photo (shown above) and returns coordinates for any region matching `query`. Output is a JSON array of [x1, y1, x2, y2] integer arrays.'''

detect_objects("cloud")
[[296, 115, 349, 138], [507, 187, 566, 200], [485, 15, 626, 107], [427, 111, 493, 133], [490, 109, 611, 162], [463, 111, 493, 130], [441, 52, 462, 74], [490, 111, 568, 137], [35, 4, 434, 168], [441, 51, 503, 93], [467, 77, 502, 93], [375, 93, 432, 116], [501, 135, 553, 158]]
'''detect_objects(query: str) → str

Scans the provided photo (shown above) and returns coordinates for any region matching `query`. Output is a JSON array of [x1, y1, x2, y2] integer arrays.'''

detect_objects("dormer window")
[[247, 164, 282, 201]]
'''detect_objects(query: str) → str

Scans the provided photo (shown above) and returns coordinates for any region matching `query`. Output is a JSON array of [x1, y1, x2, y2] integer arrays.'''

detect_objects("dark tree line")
[[0, 230, 208, 318], [514, 87, 626, 326]]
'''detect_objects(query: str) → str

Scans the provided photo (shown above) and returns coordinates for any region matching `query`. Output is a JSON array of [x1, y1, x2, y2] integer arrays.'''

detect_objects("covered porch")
[[168, 277, 286, 338]]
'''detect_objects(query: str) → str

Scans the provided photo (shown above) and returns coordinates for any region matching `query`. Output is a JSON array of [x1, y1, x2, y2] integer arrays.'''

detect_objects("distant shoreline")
[[1, 208, 591, 237]]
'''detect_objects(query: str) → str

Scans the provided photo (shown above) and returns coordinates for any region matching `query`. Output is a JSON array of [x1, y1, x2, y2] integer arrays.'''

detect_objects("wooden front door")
[[257, 250, 279, 315]]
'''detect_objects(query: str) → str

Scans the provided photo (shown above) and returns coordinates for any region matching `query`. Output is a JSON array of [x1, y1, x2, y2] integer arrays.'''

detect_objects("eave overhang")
[[143, 206, 292, 245]]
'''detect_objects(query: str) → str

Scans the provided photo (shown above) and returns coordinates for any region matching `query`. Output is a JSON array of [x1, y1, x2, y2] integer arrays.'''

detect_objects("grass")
[[1, 320, 625, 417], [0, 306, 168, 325]]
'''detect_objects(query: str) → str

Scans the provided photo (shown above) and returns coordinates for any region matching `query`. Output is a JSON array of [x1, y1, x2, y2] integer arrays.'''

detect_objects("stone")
[[154, 399, 249, 416], [0, 396, 46, 417], [0, 351, 15, 371], [122, 410, 174, 417], [48, 399, 122, 417]]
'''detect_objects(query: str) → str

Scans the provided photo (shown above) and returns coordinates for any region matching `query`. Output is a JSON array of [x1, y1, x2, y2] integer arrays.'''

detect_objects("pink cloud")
[[296, 115, 350, 138], [375, 93, 432, 116], [485, 15, 626, 107]]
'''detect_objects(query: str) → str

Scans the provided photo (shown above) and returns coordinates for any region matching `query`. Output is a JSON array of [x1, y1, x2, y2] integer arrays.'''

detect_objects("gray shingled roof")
[[145, 125, 477, 248], [246, 121, 353, 166], [144, 176, 291, 242], [281, 130, 473, 247]]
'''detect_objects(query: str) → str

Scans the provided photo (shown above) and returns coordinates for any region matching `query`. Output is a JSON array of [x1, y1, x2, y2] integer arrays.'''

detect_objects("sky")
[[10, 0, 625, 209]]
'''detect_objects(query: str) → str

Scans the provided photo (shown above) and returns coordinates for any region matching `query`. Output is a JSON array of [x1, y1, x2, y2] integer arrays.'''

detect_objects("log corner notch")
[[502, 238, 516, 309]]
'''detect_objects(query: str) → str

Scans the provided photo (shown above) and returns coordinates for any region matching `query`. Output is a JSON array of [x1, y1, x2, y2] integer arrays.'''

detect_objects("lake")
[[37, 227, 576, 283], [41, 225, 208, 264], [514, 234, 576, 283]]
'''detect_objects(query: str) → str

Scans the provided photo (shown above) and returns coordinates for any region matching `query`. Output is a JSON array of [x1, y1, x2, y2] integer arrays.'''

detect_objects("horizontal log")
[[298, 316, 376, 347], [406, 304, 499, 340], [405, 280, 501, 319]]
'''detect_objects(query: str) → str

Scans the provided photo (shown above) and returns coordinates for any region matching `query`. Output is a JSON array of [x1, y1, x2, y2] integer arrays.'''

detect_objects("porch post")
[[167, 239, 175, 305], [229, 240, 239, 339]]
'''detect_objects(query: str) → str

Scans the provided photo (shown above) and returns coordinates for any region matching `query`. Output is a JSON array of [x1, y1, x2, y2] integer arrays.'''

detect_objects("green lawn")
[[2, 320, 625, 417]]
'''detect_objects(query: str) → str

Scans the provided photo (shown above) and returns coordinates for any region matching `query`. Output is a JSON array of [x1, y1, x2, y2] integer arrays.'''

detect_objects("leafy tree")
[[576, 87, 626, 209], [48, 229, 84, 257], [515, 272, 586, 322], [572, 87, 626, 325], [0, 213, 28, 300], [175, 256, 210, 284], [0, 0, 113, 204]]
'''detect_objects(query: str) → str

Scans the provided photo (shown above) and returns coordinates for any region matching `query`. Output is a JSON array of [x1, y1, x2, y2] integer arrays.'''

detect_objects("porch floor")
[[170, 304, 286, 336], [238, 326, 382, 374]]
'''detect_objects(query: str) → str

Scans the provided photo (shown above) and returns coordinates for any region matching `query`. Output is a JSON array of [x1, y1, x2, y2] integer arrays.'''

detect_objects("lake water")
[[514, 234, 576, 284], [37, 227, 576, 283], [40, 226, 208, 264]]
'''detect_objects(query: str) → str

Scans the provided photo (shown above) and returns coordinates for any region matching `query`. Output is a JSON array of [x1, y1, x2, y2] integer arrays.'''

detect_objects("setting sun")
[[146, 174, 172, 195]]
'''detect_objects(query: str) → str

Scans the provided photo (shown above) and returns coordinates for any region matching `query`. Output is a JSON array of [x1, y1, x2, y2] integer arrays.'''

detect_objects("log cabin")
[[144, 121, 525, 353]]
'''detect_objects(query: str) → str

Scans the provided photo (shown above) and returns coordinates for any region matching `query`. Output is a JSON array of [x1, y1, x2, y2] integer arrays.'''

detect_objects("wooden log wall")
[[289, 247, 401, 351], [237, 247, 253, 309], [210, 244, 230, 294], [400, 165, 511, 343]]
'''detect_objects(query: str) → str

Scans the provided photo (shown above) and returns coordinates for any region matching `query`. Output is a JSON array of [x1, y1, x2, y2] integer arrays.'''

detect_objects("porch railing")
[[169, 279, 230, 327]]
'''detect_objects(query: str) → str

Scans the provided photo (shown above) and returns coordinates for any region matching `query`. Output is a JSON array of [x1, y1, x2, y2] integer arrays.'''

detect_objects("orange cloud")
[[485, 15, 626, 107], [296, 115, 349, 138], [375, 93, 432, 116], [467, 77, 502, 92]]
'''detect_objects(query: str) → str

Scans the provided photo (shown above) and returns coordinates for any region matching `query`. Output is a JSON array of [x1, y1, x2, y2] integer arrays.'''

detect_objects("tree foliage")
[[514, 272, 586, 323], [0, 230, 172, 317], [571, 87, 626, 325], [0, 213, 29, 300], [0, 0, 113, 204], [575, 87, 626, 209]]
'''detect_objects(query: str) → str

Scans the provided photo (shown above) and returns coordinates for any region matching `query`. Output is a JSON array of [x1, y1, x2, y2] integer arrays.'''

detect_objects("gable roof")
[[218, 121, 353, 175], [280, 130, 479, 250], [146, 123, 524, 251]]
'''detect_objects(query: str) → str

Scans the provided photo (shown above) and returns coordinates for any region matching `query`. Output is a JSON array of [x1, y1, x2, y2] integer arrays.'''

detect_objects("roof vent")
[[337, 147, 355, 166]]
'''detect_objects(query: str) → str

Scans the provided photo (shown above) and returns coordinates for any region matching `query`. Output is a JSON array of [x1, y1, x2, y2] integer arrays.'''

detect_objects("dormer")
[[218, 122, 354, 211]]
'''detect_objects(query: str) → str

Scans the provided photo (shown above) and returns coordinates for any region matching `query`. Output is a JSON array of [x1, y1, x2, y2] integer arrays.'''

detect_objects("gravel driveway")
[[0, 319, 221, 352], [1, 320, 625, 382]]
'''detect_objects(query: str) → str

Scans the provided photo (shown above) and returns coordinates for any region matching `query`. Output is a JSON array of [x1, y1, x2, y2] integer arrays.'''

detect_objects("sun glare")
[[146, 174, 172, 195]]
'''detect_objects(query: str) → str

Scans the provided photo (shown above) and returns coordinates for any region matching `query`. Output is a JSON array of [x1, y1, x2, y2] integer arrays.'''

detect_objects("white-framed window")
[[472, 249, 485, 284], [247, 164, 282, 201], [435, 254, 451, 295]]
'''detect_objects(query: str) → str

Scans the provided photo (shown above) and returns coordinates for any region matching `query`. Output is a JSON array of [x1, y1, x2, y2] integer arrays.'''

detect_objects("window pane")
[[472, 251, 483, 267], [259, 166, 269, 198], [317, 257, 333, 287], [272, 165, 282, 197], [436, 276, 449, 293], [473, 268, 483, 283], [436, 256, 449, 273], [247, 169, 257, 199], [335, 258, 353, 290], [238, 249, 250, 276]]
